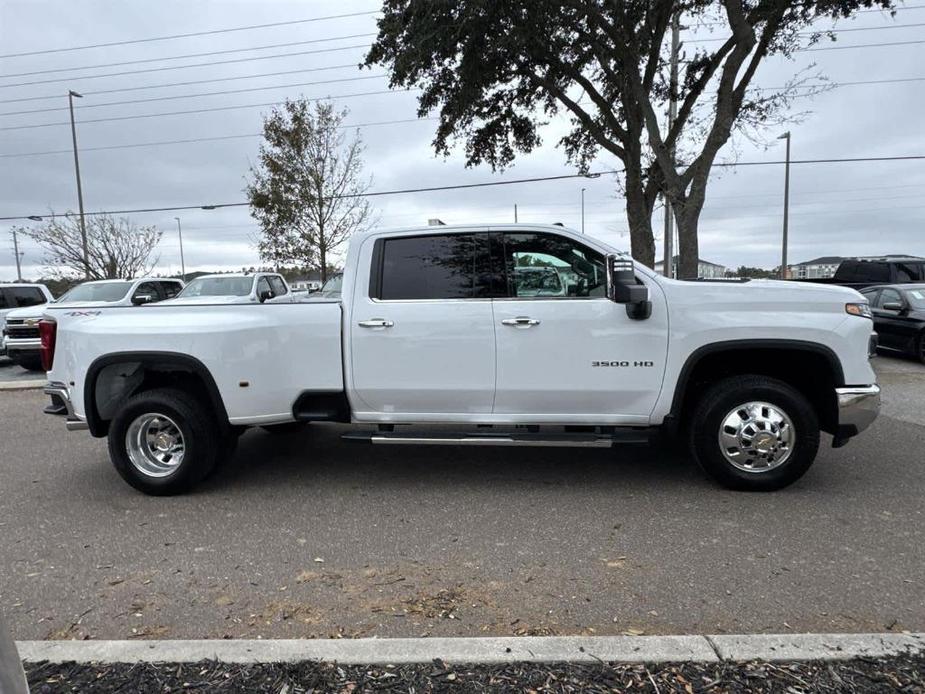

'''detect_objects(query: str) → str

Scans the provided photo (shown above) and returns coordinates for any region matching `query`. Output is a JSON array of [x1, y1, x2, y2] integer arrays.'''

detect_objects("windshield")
[[178, 277, 253, 297], [907, 288, 925, 309], [57, 281, 133, 303]]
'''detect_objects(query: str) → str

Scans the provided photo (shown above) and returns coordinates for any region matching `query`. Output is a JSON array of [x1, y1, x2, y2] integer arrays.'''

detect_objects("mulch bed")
[[25, 653, 925, 692]]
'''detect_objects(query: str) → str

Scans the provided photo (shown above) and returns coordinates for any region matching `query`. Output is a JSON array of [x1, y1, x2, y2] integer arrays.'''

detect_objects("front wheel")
[[108, 388, 221, 495], [689, 375, 820, 491]]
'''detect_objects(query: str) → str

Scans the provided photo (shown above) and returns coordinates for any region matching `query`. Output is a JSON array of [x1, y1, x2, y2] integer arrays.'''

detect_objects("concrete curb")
[[17, 633, 925, 665], [0, 379, 46, 391]]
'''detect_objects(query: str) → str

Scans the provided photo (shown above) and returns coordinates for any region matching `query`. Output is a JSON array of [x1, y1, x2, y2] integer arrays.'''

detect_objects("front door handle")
[[501, 316, 541, 327], [358, 318, 394, 328]]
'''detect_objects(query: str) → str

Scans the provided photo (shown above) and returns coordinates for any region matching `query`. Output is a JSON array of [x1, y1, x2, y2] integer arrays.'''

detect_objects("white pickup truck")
[[40, 224, 880, 495]]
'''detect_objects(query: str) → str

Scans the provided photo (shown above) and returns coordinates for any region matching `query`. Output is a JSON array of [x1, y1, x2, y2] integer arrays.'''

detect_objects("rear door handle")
[[358, 318, 394, 328], [501, 316, 541, 327]]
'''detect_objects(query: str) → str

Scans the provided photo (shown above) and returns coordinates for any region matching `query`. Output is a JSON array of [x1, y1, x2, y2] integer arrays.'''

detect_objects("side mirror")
[[131, 293, 155, 306], [258, 289, 274, 303], [606, 255, 651, 320], [882, 301, 905, 312]]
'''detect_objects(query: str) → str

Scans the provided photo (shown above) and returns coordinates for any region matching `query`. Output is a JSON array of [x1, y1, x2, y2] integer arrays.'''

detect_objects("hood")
[[4, 303, 50, 321], [662, 277, 864, 301], [157, 295, 256, 305]]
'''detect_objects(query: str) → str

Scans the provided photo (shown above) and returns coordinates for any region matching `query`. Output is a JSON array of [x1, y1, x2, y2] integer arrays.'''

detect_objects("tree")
[[247, 100, 375, 283], [364, 0, 892, 278], [15, 213, 162, 280]]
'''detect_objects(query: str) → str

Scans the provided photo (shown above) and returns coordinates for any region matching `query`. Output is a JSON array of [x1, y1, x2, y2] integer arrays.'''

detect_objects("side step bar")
[[342, 430, 651, 448]]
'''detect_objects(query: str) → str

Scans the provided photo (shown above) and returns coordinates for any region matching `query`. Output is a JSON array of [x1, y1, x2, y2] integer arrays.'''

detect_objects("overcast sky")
[[1, 0, 923, 280]]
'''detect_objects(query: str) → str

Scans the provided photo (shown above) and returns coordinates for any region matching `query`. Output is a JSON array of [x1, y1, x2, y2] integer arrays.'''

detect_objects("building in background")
[[655, 256, 727, 279], [788, 256, 845, 279], [788, 254, 924, 279]]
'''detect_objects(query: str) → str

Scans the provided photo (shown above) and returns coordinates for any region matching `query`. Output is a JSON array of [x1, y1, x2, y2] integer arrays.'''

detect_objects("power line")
[[0, 88, 416, 131], [4, 154, 925, 223], [2, 64, 364, 104], [804, 38, 925, 51], [6, 72, 922, 120], [0, 32, 377, 79], [0, 43, 372, 90], [0, 74, 388, 116], [0, 9, 379, 59], [686, 21, 925, 42], [0, 117, 438, 158]]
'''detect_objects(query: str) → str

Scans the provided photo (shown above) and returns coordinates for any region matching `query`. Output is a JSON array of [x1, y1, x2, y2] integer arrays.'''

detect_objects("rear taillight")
[[39, 319, 56, 371]]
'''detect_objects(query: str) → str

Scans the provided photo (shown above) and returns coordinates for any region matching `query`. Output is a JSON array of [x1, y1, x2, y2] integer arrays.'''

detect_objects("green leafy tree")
[[247, 100, 375, 283], [365, 0, 892, 278]]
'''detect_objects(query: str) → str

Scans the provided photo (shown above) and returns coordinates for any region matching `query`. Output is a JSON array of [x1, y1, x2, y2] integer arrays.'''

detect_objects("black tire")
[[10, 353, 43, 372], [260, 421, 307, 435], [917, 332, 925, 365], [107, 387, 221, 495], [689, 375, 820, 491]]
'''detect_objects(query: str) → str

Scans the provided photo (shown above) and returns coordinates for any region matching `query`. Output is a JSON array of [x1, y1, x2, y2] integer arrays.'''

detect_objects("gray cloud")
[[2, 0, 923, 281]]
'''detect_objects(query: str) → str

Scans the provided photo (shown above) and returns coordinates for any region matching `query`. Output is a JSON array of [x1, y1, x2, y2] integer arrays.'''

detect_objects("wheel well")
[[85, 353, 227, 437], [673, 346, 840, 434]]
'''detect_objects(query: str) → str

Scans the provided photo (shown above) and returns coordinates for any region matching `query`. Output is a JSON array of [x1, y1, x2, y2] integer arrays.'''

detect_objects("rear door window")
[[375, 233, 495, 300], [159, 281, 182, 298], [865, 263, 890, 283], [895, 263, 924, 283]]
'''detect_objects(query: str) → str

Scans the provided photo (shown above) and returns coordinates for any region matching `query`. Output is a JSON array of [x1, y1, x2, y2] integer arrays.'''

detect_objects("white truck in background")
[[40, 224, 880, 495]]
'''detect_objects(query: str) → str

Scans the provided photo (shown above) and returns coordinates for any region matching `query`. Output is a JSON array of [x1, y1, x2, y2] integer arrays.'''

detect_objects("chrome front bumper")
[[43, 383, 89, 431], [835, 384, 881, 437], [5, 337, 41, 352]]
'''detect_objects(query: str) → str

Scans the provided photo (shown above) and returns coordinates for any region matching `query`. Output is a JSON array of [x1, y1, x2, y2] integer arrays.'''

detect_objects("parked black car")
[[798, 257, 925, 290], [860, 284, 925, 362]]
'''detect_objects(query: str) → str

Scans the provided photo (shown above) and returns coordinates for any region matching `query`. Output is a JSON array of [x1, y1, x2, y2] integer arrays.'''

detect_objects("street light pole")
[[68, 90, 90, 279], [778, 131, 791, 279], [12, 229, 22, 281], [174, 217, 186, 281], [581, 188, 586, 234]]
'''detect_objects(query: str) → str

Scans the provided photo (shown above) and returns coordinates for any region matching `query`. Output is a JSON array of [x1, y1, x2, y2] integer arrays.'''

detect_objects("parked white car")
[[163, 273, 294, 305], [4, 277, 182, 371], [0, 283, 54, 357], [43, 224, 880, 495]]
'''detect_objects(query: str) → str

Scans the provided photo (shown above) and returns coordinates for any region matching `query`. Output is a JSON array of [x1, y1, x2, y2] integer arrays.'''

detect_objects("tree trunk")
[[319, 243, 327, 284], [674, 204, 700, 279], [623, 172, 655, 268]]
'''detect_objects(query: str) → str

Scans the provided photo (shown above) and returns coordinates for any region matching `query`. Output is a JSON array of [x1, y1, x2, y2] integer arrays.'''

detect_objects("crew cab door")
[[492, 231, 667, 423], [348, 231, 497, 418]]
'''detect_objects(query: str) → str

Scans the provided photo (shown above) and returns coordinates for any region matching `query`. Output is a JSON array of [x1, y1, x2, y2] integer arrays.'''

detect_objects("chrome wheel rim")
[[718, 401, 794, 472], [125, 413, 186, 478]]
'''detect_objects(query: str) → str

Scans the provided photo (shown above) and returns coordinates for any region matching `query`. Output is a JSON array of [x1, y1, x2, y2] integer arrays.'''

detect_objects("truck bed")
[[46, 301, 345, 425]]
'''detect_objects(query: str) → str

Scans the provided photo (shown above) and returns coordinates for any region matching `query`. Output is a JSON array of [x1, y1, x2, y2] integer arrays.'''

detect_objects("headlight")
[[846, 303, 872, 319]]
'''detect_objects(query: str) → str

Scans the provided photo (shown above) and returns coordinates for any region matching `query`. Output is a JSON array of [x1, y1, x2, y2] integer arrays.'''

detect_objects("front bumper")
[[5, 337, 41, 353], [43, 383, 88, 431], [833, 384, 880, 445]]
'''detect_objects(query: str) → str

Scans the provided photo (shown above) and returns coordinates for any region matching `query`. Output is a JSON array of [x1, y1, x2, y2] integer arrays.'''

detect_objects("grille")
[[6, 325, 39, 339]]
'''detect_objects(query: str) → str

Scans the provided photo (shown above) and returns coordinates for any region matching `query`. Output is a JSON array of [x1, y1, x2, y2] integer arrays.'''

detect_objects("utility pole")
[[11, 229, 22, 281], [663, 10, 680, 278], [174, 217, 186, 281], [514, 204, 518, 223], [68, 90, 89, 279], [581, 187, 586, 234], [778, 131, 791, 279]]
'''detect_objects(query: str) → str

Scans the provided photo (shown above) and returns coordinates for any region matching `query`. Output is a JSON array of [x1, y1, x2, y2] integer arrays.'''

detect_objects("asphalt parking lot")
[[0, 356, 44, 384], [1, 357, 923, 642]]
